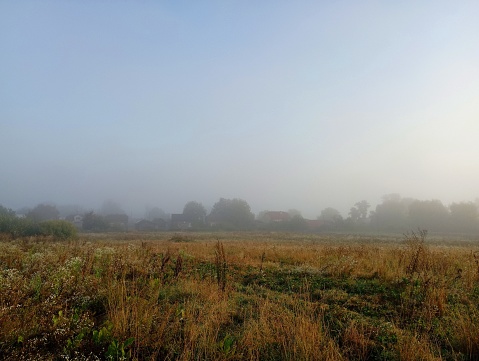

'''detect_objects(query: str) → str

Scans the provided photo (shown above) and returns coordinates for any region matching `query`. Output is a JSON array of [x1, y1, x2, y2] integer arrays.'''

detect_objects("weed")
[[404, 229, 429, 275], [215, 240, 227, 292]]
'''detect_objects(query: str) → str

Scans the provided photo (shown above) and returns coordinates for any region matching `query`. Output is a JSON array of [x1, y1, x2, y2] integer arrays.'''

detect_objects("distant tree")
[[100, 200, 125, 215], [288, 209, 302, 218], [348, 206, 361, 223], [408, 200, 449, 232], [318, 207, 343, 222], [355, 200, 370, 219], [26, 204, 59, 222], [82, 211, 109, 232], [146, 206, 168, 221], [57, 204, 84, 218], [288, 214, 308, 231], [0, 205, 21, 238], [318, 207, 344, 230], [449, 202, 478, 233], [183, 201, 207, 227], [0, 204, 16, 218], [208, 198, 255, 230], [256, 210, 270, 223], [370, 195, 410, 231]]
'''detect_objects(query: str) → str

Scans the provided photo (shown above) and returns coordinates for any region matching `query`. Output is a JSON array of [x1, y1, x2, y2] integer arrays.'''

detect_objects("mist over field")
[[1, 1, 479, 219]]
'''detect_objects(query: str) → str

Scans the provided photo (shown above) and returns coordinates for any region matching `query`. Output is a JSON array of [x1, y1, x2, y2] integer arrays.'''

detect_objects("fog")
[[1, 2, 479, 219]]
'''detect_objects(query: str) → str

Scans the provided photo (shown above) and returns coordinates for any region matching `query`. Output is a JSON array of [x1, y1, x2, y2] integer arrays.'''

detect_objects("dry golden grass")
[[1, 231, 479, 360]]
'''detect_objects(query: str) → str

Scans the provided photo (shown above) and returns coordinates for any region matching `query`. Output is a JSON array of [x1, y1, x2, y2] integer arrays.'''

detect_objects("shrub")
[[39, 220, 78, 240], [0, 215, 39, 238]]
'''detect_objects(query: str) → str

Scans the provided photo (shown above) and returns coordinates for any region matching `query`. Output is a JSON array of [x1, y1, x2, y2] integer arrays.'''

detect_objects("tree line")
[[319, 194, 479, 234], [1, 194, 479, 235]]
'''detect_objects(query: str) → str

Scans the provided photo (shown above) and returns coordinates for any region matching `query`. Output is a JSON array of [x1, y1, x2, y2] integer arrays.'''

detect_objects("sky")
[[1, 1, 479, 218]]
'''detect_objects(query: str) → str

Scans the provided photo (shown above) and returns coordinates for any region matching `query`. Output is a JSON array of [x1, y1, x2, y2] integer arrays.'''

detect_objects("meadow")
[[1, 231, 479, 360]]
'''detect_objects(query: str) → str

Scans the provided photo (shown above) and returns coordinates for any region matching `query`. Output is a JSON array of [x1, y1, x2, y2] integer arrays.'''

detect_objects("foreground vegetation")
[[1, 231, 479, 360]]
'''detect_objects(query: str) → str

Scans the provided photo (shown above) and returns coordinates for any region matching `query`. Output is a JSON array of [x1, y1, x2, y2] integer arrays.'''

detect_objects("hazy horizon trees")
[[369, 195, 479, 234], [3, 192, 479, 234]]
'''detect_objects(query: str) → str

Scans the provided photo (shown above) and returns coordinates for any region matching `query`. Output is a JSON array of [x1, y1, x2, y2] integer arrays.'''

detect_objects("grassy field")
[[1, 231, 479, 360]]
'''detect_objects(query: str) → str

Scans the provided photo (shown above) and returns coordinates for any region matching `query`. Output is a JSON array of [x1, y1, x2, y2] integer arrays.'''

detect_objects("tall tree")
[[26, 204, 59, 222], [209, 198, 255, 230], [355, 200, 370, 219], [348, 206, 361, 223], [183, 201, 207, 226]]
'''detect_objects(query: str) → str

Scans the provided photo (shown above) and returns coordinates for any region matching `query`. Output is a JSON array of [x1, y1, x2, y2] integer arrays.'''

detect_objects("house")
[[72, 215, 83, 230], [65, 214, 83, 230]]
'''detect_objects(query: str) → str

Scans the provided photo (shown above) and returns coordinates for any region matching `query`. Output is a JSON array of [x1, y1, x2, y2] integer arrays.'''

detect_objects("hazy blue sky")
[[1, 1, 478, 218]]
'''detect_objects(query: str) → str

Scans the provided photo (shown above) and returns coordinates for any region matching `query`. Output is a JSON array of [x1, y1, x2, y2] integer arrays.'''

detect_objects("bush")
[[0, 215, 77, 240], [39, 220, 78, 239], [0, 215, 39, 238]]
